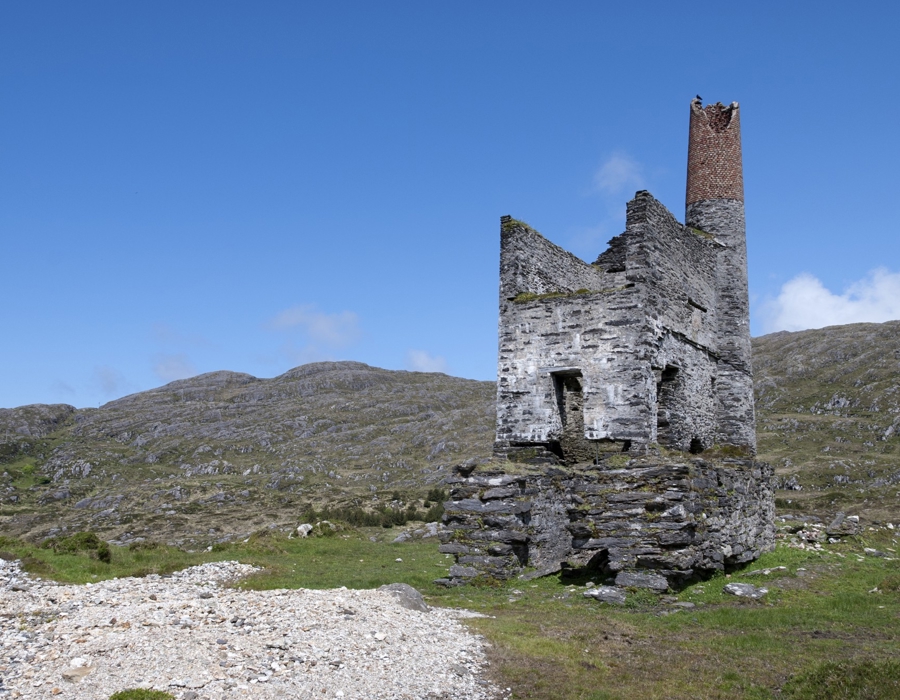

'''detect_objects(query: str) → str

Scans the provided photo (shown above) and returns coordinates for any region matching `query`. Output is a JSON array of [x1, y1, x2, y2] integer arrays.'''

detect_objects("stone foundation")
[[437, 456, 775, 589]]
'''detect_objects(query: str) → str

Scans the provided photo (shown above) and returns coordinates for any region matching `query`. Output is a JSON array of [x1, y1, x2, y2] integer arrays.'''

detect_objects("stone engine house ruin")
[[439, 99, 774, 589], [495, 97, 755, 462]]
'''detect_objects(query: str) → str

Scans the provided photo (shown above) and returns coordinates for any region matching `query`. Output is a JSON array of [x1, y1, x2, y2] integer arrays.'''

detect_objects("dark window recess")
[[656, 366, 680, 446], [553, 370, 592, 464]]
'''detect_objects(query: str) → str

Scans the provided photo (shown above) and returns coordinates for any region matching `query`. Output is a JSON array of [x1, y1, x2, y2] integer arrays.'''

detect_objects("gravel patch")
[[0, 559, 501, 699]]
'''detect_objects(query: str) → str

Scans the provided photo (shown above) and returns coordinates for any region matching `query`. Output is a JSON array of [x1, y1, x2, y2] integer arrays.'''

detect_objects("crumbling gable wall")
[[496, 191, 726, 458], [496, 217, 649, 459]]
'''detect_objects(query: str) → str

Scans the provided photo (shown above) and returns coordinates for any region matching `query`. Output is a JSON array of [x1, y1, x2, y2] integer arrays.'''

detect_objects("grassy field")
[[3, 525, 899, 699]]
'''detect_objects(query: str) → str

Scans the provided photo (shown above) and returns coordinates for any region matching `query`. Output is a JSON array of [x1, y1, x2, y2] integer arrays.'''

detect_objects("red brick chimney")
[[686, 98, 743, 206]]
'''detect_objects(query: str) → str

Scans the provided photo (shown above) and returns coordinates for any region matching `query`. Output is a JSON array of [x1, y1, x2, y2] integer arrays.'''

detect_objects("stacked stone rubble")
[[438, 459, 775, 588]]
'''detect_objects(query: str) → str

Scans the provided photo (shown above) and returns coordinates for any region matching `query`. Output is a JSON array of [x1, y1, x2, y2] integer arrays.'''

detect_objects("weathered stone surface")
[[377, 583, 429, 612], [826, 511, 860, 537], [492, 96, 755, 466], [441, 457, 775, 586], [615, 571, 669, 592], [482, 486, 518, 500], [468, 100, 771, 588], [583, 586, 626, 605], [723, 582, 767, 598]]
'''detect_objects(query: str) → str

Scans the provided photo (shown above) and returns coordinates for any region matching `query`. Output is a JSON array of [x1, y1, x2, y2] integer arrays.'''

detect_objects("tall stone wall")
[[496, 192, 729, 456], [685, 99, 755, 453]]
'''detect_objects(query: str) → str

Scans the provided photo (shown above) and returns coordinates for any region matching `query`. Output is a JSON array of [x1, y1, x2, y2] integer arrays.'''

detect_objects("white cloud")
[[593, 152, 644, 198], [405, 350, 448, 373], [153, 353, 197, 383], [268, 304, 361, 347], [760, 268, 900, 333]]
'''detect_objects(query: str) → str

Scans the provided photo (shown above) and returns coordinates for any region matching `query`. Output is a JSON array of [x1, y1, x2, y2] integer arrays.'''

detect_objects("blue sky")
[[2, 1, 899, 408]]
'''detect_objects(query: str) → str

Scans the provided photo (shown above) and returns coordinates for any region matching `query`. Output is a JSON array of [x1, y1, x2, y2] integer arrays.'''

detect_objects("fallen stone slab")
[[615, 571, 669, 592], [723, 582, 767, 599], [742, 566, 787, 576], [583, 586, 626, 605], [378, 583, 429, 612]]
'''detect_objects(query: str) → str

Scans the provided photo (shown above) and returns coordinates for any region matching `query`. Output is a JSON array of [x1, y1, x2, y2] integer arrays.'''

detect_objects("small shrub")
[[606, 454, 630, 468], [782, 659, 900, 699], [244, 529, 288, 553], [623, 588, 660, 609], [703, 444, 753, 459], [42, 531, 111, 563], [424, 502, 445, 522], [109, 690, 175, 700], [426, 488, 447, 503]]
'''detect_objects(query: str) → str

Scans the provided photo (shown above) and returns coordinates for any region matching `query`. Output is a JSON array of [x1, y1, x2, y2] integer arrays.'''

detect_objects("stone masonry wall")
[[623, 192, 719, 348], [499, 217, 607, 300], [496, 193, 730, 454], [438, 458, 775, 588]]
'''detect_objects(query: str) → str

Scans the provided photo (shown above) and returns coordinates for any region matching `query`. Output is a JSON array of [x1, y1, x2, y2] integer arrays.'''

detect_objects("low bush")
[[41, 531, 111, 563]]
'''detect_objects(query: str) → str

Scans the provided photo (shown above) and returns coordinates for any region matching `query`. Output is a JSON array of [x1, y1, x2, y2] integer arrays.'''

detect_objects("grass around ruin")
[[3, 525, 899, 699]]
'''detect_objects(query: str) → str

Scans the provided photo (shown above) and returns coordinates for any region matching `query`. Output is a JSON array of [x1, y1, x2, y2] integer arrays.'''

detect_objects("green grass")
[[108, 690, 175, 700], [5, 457, 51, 489], [4, 529, 899, 700], [1, 528, 452, 589], [782, 659, 900, 699]]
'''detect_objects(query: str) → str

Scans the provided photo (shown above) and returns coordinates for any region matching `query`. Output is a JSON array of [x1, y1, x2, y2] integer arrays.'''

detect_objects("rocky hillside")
[[0, 362, 495, 543], [753, 321, 900, 523], [2, 322, 898, 545]]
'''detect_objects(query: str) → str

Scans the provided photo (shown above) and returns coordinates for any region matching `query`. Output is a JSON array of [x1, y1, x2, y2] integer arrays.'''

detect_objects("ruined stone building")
[[494, 97, 755, 463], [439, 99, 774, 588]]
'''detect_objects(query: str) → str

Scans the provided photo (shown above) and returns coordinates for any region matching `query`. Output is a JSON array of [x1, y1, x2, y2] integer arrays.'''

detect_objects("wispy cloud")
[[50, 379, 76, 397], [268, 304, 361, 347], [153, 353, 197, 382], [760, 268, 900, 333], [265, 304, 362, 367], [566, 152, 646, 261], [405, 349, 448, 373], [92, 366, 128, 398], [593, 151, 644, 198], [567, 221, 615, 255]]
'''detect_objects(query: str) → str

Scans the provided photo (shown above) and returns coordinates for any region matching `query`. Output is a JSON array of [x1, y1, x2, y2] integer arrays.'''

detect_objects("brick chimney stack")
[[686, 98, 743, 205], [685, 97, 755, 452]]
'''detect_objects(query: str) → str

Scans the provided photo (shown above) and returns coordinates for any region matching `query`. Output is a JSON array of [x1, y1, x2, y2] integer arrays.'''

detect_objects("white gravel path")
[[0, 559, 502, 700]]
